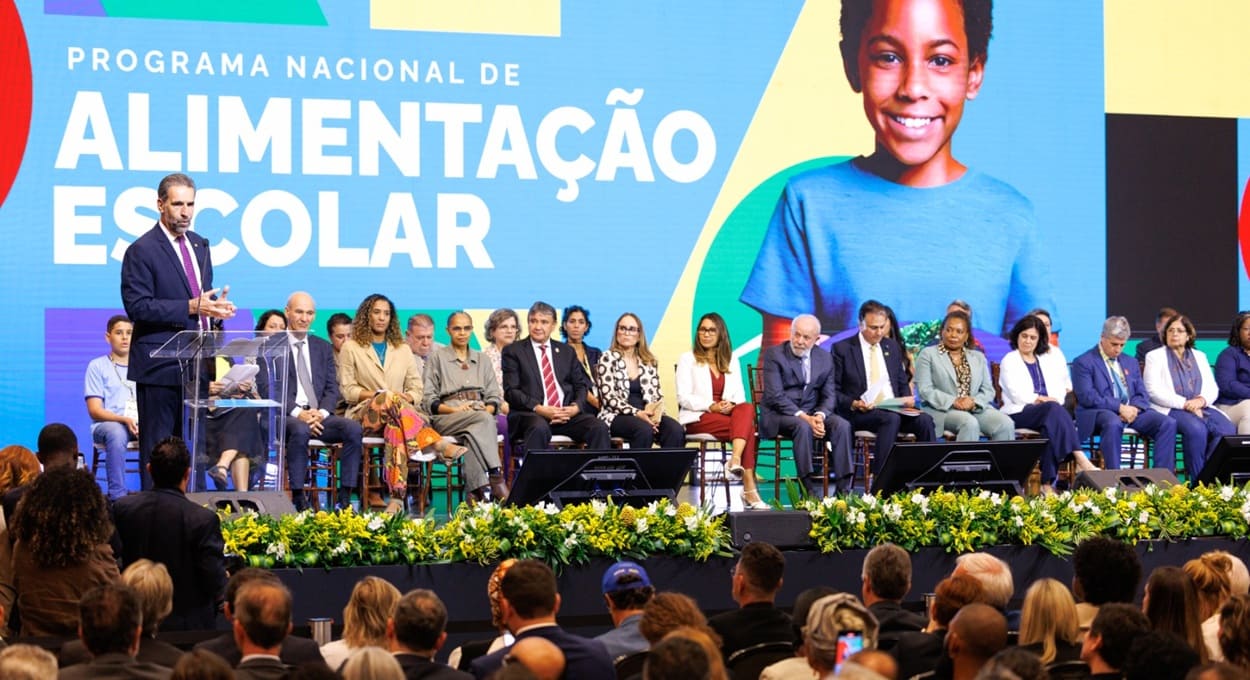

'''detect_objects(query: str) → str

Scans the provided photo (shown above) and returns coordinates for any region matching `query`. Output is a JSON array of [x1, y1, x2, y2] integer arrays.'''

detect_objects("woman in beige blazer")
[[339, 293, 465, 514]]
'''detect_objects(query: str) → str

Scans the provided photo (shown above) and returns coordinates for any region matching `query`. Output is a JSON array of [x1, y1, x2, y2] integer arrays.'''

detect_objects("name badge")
[[125, 398, 139, 424]]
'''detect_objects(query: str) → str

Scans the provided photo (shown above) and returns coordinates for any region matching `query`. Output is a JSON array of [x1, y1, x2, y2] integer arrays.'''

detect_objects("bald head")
[[285, 291, 316, 335], [949, 603, 1008, 662], [508, 637, 565, 680]]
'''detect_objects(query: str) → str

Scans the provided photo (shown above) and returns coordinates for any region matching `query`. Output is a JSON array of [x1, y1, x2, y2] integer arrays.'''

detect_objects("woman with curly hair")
[[596, 312, 685, 449], [321, 575, 402, 669], [0, 446, 38, 498], [11, 467, 119, 637], [338, 293, 466, 514], [1220, 593, 1250, 671]]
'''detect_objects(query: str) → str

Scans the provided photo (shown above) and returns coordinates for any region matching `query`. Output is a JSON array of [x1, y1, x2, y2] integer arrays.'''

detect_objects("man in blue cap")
[[594, 561, 654, 660]]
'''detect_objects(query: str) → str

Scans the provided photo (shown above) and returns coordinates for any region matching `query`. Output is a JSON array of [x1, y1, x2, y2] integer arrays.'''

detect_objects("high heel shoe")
[[725, 457, 745, 481], [383, 498, 406, 516], [741, 491, 770, 511], [435, 440, 469, 462], [1072, 450, 1097, 472]]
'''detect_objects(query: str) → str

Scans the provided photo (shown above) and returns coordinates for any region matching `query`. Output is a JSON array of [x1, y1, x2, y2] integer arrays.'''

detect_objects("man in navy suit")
[[469, 559, 613, 679], [280, 291, 362, 510], [502, 301, 610, 451], [760, 314, 852, 496], [1072, 316, 1177, 470], [121, 173, 236, 488], [834, 300, 936, 473]]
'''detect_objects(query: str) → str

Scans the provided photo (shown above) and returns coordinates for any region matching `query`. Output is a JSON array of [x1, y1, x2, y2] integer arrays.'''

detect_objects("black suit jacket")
[[396, 653, 473, 680], [707, 602, 795, 660], [57, 652, 172, 680], [112, 487, 226, 630], [121, 223, 215, 386], [502, 338, 591, 414], [890, 629, 947, 680], [60, 636, 184, 669], [833, 335, 912, 418], [470, 625, 614, 680], [759, 343, 837, 439], [234, 656, 292, 680], [868, 600, 928, 651], [194, 633, 325, 668]]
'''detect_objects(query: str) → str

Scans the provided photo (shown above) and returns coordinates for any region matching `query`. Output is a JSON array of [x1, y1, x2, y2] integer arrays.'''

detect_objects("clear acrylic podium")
[[153, 330, 289, 493]]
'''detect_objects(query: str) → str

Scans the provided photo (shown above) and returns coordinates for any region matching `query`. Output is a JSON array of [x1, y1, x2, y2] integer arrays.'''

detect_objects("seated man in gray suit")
[[760, 314, 853, 496]]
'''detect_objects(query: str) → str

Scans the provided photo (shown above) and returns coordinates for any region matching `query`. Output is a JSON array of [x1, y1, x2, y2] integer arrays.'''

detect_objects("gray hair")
[[955, 553, 1014, 610], [1102, 316, 1131, 341], [528, 301, 557, 321], [791, 314, 821, 335]]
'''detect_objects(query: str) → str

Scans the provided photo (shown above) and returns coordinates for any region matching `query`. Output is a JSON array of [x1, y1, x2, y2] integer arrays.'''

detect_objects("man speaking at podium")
[[121, 173, 236, 489]]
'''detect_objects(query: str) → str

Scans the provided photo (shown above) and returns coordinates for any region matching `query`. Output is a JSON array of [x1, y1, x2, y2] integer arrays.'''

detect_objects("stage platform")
[[273, 537, 1250, 662]]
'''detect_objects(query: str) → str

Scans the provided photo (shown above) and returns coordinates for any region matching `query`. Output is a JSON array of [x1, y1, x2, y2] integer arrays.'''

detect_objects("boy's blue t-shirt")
[[740, 159, 1056, 335]]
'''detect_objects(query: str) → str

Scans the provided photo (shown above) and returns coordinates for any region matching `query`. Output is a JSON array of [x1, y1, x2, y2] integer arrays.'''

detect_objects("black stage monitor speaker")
[[1074, 468, 1179, 492], [728, 510, 813, 550], [187, 491, 297, 516], [1195, 435, 1250, 486], [871, 439, 1047, 497], [505, 448, 697, 508]]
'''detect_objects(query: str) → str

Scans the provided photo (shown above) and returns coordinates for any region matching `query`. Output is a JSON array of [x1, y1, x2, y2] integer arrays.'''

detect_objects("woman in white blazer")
[[1144, 314, 1233, 479], [997, 315, 1094, 489], [675, 313, 766, 510]]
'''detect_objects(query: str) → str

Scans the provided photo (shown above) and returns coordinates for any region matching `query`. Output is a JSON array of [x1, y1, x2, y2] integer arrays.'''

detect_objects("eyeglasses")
[[697, 327, 718, 334], [618, 326, 640, 334], [450, 325, 473, 332]]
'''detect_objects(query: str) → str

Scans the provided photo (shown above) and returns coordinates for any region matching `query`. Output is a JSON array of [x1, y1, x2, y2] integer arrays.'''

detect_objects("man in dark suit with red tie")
[[833, 300, 936, 473], [502, 301, 610, 452], [121, 173, 235, 488]]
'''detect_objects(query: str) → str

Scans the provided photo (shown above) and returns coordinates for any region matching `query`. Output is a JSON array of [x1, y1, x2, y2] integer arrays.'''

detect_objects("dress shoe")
[[740, 491, 770, 511], [335, 488, 354, 510], [291, 491, 310, 512], [367, 492, 388, 509]]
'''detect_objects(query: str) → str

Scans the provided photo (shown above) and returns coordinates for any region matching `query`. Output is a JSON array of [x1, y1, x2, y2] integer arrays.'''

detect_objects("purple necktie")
[[177, 236, 204, 328]]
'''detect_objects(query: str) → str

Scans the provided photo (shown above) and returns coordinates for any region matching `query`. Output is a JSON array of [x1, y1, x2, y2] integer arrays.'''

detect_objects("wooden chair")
[[686, 432, 732, 507], [409, 436, 465, 516], [747, 364, 829, 499], [302, 439, 340, 510], [853, 430, 916, 492]]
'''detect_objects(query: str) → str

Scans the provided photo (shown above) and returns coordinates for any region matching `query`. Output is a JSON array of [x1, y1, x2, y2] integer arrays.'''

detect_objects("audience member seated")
[[561, 305, 603, 414], [339, 293, 466, 515], [195, 568, 325, 667], [595, 312, 685, 450], [1073, 316, 1178, 472], [0, 644, 57, 679], [709, 541, 794, 661], [677, 312, 767, 509], [833, 300, 937, 474], [953, 553, 1017, 627], [644, 631, 721, 680], [506, 637, 566, 680], [1145, 566, 1209, 664], [802, 593, 880, 679], [1144, 314, 1234, 479], [1135, 306, 1179, 368], [170, 649, 236, 680], [112, 436, 227, 631], [1017, 578, 1082, 665], [1122, 631, 1200, 680], [915, 311, 1014, 443], [468, 559, 613, 679], [998, 315, 1095, 490], [1072, 536, 1142, 636], [0, 445, 38, 633], [761, 585, 836, 680], [2, 422, 79, 521], [447, 559, 516, 671], [1218, 593, 1250, 673], [595, 561, 654, 660], [1081, 602, 1151, 680], [976, 647, 1046, 680], [85, 314, 139, 501], [60, 559, 183, 669], [639, 592, 717, 648], [503, 302, 611, 452], [342, 646, 405, 680], [1201, 551, 1250, 663], [11, 467, 119, 638], [424, 311, 509, 503], [891, 573, 983, 680], [760, 314, 853, 496], [842, 649, 897, 680], [58, 584, 170, 680], [944, 604, 1008, 680], [387, 587, 471, 680], [321, 575, 401, 670], [1215, 311, 1250, 434], [1185, 662, 1249, 680], [861, 543, 926, 650], [1186, 553, 1233, 662], [233, 579, 317, 679]]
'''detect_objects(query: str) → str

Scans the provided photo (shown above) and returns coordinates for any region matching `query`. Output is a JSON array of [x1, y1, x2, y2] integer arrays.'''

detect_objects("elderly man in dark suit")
[[279, 291, 363, 511], [503, 301, 610, 452], [111, 436, 227, 631], [121, 173, 236, 489], [194, 569, 325, 667], [834, 300, 936, 473], [760, 314, 852, 496], [1072, 316, 1177, 470]]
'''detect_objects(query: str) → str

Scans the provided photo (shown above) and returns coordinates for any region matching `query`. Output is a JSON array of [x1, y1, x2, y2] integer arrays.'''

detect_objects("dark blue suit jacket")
[[832, 335, 911, 418], [760, 343, 837, 439], [470, 625, 614, 680], [121, 223, 214, 386], [502, 338, 591, 414], [283, 334, 342, 409], [1071, 346, 1151, 434]]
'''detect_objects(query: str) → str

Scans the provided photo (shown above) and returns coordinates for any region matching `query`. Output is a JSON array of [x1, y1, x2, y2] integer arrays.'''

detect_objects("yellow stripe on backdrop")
[[371, 0, 561, 37], [652, 0, 869, 412], [1105, 0, 1250, 117]]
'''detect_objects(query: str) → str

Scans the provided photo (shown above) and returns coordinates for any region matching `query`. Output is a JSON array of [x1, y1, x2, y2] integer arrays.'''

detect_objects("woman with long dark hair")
[[1144, 565, 1209, 664]]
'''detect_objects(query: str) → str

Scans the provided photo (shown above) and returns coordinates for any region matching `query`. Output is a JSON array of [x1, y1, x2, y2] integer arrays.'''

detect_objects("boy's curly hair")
[[840, 0, 993, 74], [11, 468, 113, 568]]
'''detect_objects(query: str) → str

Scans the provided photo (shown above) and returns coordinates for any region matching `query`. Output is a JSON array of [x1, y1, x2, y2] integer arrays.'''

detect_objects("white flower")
[[1240, 500, 1250, 524], [1127, 501, 1138, 511], [1104, 487, 1119, 501], [978, 490, 992, 500], [1014, 516, 1025, 527], [564, 536, 578, 548], [265, 542, 288, 560], [635, 518, 649, 533], [990, 493, 1003, 506], [665, 504, 678, 517], [884, 503, 903, 522], [1139, 511, 1150, 524], [911, 493, 927, 506], [591, 500, 607, 515], [367, 516, 386, 532], [684, 515, 700, 531], [331, 541, 349, 556], [1090, 505, 1102, 516], [822, 496, 837, 508], [1222, 486, 1236, 502], [540, 502, 560, 515], [861, 493, 878, 508]]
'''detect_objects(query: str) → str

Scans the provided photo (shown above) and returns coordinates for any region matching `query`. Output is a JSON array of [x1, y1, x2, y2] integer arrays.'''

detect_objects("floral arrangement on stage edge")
[[218, 483, 1250, 568], [219, 497, 733, 569]]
